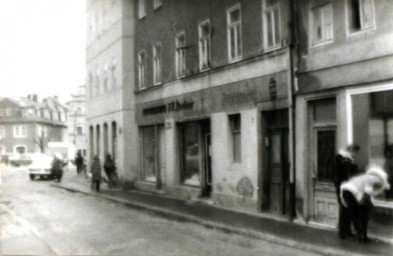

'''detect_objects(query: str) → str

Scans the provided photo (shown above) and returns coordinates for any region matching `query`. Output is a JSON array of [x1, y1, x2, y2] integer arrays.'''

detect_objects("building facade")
[[67, 85, 87, 157], [133, 0, 294, 214], [86, 0, 138, 183], [0, 95, 68, 157], [294, 0, 393, 226]]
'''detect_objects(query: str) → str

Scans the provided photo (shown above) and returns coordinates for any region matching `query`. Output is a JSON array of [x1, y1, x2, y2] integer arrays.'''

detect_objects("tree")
[[34, 129, 47, 153]]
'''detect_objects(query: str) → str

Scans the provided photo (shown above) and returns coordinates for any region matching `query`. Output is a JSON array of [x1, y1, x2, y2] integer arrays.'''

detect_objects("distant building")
[[0, 95, 68, 157], [85, 0, 137, 183], [66, 85, 87, 157]]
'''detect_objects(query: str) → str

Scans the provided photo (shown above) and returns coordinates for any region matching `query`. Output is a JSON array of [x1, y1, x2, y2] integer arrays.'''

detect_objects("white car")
[[27, 153, 53, 180]]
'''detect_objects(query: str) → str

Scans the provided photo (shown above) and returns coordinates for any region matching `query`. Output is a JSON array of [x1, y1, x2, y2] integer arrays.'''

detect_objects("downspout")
[[288, 0, 298, 221]]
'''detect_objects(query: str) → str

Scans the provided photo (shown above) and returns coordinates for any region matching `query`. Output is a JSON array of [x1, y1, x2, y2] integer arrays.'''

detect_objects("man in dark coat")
[[75, 150, 84, 175], [334, 144, 361, 239], [103, 154, 115, 188], [91, 155, 102, 192]]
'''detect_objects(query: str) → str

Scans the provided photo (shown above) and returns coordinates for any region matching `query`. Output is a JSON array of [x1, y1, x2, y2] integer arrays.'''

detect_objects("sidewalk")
[[52, 172, 393, 256]]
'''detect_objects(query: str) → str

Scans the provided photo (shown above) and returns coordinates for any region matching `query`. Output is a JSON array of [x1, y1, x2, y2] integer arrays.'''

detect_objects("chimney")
[[53, 95, 58, 100], [32, 94, 38, 102], [27, 94, 31, 100]]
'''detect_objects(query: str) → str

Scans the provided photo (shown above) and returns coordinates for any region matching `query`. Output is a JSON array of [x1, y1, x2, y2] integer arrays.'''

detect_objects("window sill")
[[263, 45, 283, 54], [228, 57, 242, 64], [346, 27, 376, 39], [310, 40, 334, 49]]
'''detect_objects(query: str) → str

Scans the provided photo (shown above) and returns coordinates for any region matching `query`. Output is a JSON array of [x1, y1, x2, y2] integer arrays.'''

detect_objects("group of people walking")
[[74, 151, 117, 192], [334, 144, 391, 243]]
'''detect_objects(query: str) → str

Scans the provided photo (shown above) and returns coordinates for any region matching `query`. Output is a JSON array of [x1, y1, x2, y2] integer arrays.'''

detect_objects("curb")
[[51, 184, 382, 256]]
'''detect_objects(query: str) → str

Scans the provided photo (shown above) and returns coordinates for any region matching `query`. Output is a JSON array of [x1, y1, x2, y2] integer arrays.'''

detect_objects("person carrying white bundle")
[[340, 166, 390, 243]]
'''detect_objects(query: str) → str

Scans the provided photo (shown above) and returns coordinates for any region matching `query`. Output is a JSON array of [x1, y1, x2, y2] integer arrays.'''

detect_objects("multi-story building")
[[67, 85, 87, 157], [294, 0, 393, 226], [85, 0, 138, 184], [133, 0, 294, 215], [0, 95, 68, 157]]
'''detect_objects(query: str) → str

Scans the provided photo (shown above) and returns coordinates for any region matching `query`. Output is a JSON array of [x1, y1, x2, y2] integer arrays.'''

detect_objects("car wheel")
[[29, 174, 35, 180]]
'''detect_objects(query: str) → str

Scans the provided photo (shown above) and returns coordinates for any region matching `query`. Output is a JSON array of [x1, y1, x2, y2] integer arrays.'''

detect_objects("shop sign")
[[143, 100, 194, 116]]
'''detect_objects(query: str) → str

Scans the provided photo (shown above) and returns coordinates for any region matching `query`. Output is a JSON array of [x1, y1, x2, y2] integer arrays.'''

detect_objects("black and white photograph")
[[0, 0, 393, 255]]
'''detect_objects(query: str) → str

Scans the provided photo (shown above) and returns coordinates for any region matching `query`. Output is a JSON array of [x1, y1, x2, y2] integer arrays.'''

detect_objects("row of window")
[[88, 59, 117, 98], [0, 145, 27, 155], [138, 0, 162, 19], [137, 2, 264, 89], [0, 126, 27, 138], [87, 0, 117, 41], [136, 0, 375, 89], [0, 108, 13, 117], [311, 0, 375, 46]]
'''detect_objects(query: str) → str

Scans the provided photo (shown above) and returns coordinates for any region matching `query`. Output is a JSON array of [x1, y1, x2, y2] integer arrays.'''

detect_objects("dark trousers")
[[77, 165, 82, 175], [342, 191, 372, 240], [91, 180, 100, 192], [336, 185, 352, 238]]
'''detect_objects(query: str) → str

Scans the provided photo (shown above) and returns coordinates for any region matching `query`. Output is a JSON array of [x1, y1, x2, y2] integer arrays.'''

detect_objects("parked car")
[[27, 153, 53, 180], [9, 154, 33, 167]]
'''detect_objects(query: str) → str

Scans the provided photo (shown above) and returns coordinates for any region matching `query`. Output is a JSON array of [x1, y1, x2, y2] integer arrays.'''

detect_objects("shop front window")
[[180, 122, 200, 186], [352, 89, 393, 200], [142, 126, 156, 182]]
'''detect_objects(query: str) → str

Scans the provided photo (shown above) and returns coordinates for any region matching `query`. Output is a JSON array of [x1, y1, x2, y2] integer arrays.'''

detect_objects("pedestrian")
[[340, 166, 390, 243], [103, 154, 115, 188], [333, 144, 361, 239], [91, 155, 102, 192], [75, 150, 84, 176], [51, 153, 64, 182], [384, 144, 393, 199]]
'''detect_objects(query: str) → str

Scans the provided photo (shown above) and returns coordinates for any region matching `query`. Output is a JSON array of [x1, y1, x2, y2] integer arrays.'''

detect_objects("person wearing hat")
[[334, 143, 361, 239], [91, 155, 102, 192], [340, 166, 390, 243]]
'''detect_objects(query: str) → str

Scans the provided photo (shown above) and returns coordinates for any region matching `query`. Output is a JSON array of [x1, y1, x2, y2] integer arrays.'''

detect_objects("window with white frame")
[[13, 126, 27, 138], [347, 0, 375, 34], [264, 0, 281, 49], [103, 63, 109, 91], [153, 0, 162, 10], [0, 108, 4, 116], [311, 2, 333, 46], [138, 0, 146, 19], [198, 20, 211, 71], [0, 126, 5, 137], [175, 32, 186, 78], [96, 69, 100, 96], [138, 50, 146, 89], [227, 4, 242, 62], [153, 43, 162, 85]]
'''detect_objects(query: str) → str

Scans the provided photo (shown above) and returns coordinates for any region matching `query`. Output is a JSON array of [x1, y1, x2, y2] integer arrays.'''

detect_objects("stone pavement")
[[52, 172, 393, 256]]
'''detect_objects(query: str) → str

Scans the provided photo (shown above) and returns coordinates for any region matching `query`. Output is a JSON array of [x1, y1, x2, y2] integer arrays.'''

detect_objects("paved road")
[[0, 165, 319, 255]]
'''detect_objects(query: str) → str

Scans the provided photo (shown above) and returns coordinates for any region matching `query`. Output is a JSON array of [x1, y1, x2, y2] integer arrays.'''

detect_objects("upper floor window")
[[138, 0, 146, 19], [0, 126, 5, 137], [263, 0, 281, 50], [103, 63, 109, 91], [153, 0, 162, 10], [198, 20, 211, 71], [138, 50, 146, 89], [347, 0, 375, 34], [5, 108, 12, 116], [227, 4, 242, 62], [0, 108, 4, 116], [153, 43, 162, 85], [14, 145, 26, 155], [175, 32, 186, 78], [13, 125, 27, 138], [311, 2, 333, 46], [96, 69, 101, 96]]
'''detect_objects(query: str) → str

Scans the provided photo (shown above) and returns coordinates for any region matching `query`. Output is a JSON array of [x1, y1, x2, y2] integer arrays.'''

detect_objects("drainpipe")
[[288, 0, 298, 221]]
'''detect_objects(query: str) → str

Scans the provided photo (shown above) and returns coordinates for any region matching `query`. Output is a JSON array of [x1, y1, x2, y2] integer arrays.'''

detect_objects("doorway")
[[262, 110, 290, 215], [179, 119, 212, 197]]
